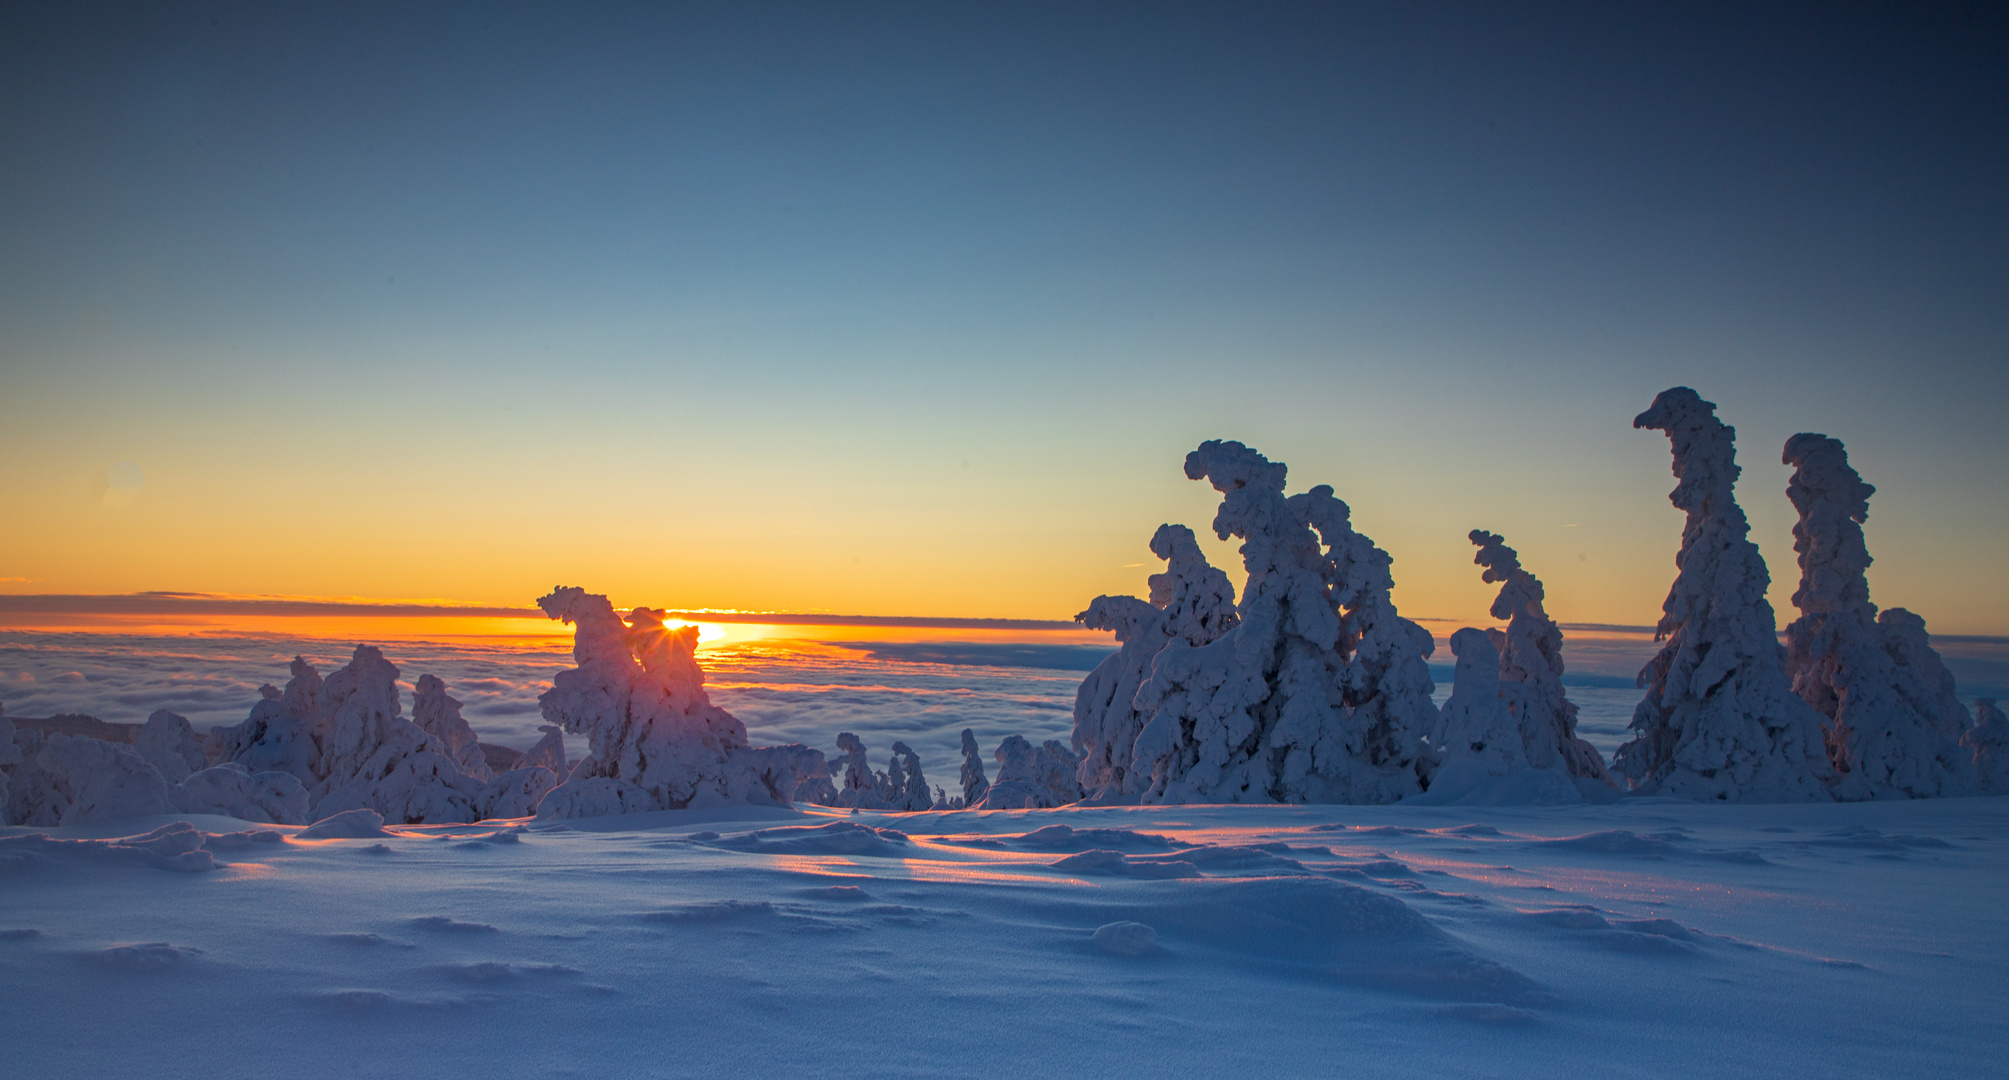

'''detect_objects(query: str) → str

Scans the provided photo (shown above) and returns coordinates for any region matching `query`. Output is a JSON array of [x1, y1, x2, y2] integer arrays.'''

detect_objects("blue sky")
[[2, 2, 2004, 630]]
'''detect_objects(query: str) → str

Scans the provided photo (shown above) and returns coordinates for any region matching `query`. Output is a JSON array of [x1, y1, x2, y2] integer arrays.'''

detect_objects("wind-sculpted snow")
[[174, 764, 310, 824], [531, 588, 832, 818], [1073, 524, 1239, 802], [1122, 441, 1436, 805], [1966, 699, 2009, 794], [1467, 531, 1614, 785], [4, 796, 2005, 1077], [1780, 434, 1975, 799], [0, 820, 280, 873], [1616, 389, 1834, 801]]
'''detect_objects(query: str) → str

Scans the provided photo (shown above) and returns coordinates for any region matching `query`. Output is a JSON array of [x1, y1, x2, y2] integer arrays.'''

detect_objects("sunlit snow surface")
[[4, 797, 2004, 1078], [4, 631, 2008, 1075]]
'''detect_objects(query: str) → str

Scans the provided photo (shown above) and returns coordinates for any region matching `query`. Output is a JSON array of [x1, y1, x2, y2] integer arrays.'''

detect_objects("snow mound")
[[296, 809, 391, 839], [1050, 850, 1202, 878], [1091, 920, 1160, 955], [533, 589, 831, 818], [1616, 389, 1835, 801], [0, 821, 282, 873], [712, 821, 913, 857], [1008, 824, 1178, 851], [1058, 876, 1546, 1003], [175, 765, 310, 824]]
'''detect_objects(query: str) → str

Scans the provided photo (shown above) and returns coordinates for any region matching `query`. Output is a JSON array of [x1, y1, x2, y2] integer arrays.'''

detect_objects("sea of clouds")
[[3, 628, 2002, 790]]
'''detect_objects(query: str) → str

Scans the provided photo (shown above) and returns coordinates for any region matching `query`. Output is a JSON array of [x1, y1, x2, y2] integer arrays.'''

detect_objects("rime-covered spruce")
[[533, 588, 832, 818], [1615, 388, 1833, 801], [1117, 440, 1437, 804], [1780, 433, 1973, 799], [1072, 523, 1238, 803], [1465, 530, 1615, 786]]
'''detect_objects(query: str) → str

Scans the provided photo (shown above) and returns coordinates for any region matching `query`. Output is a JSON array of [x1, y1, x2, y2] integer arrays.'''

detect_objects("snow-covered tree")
[[523, 725, 568, 775], [1072, 524, 1239, 802], [832, 732, 888, 809], [136, 710, 209, 784], [889, 742, 933, 811], [959, 728, 989, 807], [971, 735, 1082, 809], [1468, 530, 1615, 785], [1127, 441, 1436, 804], [1430, 628, 1526, 777], [533, 589, 831, 818], [1965, 699, 2009, 795], [36, 734, 174, 826], [0, 704, 20, 811], [411, 674, 494, 782], [1615, 388, 1833, 801], [1780, 433, 1974, 799]]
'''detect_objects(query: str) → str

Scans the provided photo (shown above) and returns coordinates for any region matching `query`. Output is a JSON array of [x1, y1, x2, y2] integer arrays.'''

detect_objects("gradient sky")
[[2, 2, 2004, 632]]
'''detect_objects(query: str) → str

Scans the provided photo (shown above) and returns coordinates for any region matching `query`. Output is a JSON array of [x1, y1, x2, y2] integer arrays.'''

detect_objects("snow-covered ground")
[[4, 795, 2003, 1078]]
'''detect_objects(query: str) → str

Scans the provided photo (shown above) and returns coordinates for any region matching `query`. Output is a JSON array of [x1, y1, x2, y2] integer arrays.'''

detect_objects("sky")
[[2, 1, 2005, 634]]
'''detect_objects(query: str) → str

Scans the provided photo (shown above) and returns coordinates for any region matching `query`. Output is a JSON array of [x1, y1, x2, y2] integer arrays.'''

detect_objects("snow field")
[[3, 795, 2003, 1079]]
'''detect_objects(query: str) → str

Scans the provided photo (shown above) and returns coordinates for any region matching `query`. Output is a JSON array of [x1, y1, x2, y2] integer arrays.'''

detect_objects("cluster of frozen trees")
[[1068, 440, 1445, 804], [4, 388, 2002, 824], [0, 644, 564, 826], [1612, 388, 1992, 801], [1068, 402, 2005, 806]]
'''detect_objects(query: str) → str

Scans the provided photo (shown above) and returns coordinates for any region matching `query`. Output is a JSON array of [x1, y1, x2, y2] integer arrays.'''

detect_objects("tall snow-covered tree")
[[1615, 388, 1833, 801], [958, 728, 989, 807], [534, 589, 831, 818], [1780, 433, 1973, 799], [1468, 530, 1615, 785], [1126, 440, 1436, 804]]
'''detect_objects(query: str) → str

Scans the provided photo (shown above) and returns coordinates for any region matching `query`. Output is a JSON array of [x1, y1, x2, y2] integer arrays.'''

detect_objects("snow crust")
[[1780, 433, 1975, 799], [1615, 389, 1834, 801]]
